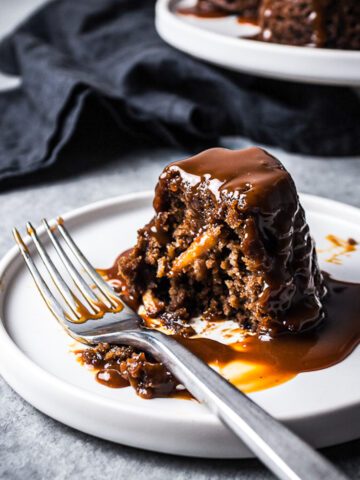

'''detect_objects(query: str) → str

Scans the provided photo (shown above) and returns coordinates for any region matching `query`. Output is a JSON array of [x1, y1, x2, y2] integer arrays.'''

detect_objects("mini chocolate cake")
[[257, 0, 360, 49], [119, 148, 325, 336]]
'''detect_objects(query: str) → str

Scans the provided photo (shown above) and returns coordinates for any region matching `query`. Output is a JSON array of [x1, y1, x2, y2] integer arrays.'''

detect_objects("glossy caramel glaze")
[[154, 148, 325, 334]]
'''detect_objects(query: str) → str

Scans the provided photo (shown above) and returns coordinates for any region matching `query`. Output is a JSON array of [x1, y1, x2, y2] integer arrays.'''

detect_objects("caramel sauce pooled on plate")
[[318, 234, 358, 265], [95, 253, 360, 396], [178, 273, 360, 392], [96, 369, 129, 389], [236, 16, 258, 26]]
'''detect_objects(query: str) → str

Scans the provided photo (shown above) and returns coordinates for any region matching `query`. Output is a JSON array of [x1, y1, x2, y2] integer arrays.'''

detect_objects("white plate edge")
[[0, 191, 359, 427]]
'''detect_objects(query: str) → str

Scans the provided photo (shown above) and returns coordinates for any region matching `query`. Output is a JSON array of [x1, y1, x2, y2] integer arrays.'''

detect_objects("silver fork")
[[13, 218, 348, 480]]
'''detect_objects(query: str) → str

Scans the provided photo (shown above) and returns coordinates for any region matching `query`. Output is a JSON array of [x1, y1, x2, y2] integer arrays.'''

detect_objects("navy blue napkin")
[[0, 0, 359, 189]]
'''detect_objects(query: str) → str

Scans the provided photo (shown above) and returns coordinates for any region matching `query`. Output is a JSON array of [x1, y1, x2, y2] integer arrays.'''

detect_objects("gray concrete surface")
[[0, 137, 360, 479]]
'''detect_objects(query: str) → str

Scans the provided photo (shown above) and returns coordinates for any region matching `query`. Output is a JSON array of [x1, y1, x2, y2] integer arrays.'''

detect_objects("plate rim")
[[1, 190, 360, 453]]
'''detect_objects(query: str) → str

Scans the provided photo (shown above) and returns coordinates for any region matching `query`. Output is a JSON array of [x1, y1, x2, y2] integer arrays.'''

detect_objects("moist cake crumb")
[[119, 147, 325, 336]]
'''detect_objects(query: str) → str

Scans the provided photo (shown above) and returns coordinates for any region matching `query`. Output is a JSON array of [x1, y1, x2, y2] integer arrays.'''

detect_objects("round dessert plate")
[[155, 0, 360, 86], [0, 191, 360, 458]]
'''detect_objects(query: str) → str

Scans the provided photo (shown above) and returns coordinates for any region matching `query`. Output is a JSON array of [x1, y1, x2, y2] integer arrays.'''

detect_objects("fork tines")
[[13, 218, 121, 326]]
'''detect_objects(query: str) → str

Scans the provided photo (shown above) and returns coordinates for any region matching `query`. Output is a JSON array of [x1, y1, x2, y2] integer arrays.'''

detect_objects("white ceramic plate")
[[0, 191, 360, 458], [155, 0, 360, 86]]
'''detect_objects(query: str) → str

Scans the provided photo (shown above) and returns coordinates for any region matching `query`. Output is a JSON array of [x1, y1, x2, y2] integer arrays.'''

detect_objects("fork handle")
[[98, 328, 347, 480]]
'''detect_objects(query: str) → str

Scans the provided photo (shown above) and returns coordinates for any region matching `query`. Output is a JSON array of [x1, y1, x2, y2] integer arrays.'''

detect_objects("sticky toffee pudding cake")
[[81, 147, 360, 399], [118, 147, 325, 336]]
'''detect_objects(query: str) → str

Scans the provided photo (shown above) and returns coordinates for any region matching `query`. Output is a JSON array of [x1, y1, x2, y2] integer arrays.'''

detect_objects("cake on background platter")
[[184, 0, 360, 49]]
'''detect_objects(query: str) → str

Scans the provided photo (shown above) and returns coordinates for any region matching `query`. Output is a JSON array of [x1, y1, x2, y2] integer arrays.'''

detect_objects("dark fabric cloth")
[[0, 0, 359, 190]]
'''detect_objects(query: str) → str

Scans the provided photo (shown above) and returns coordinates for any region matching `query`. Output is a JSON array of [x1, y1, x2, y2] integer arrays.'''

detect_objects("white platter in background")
[[0, 191, 360, 458], [155, 0, 360, 86]]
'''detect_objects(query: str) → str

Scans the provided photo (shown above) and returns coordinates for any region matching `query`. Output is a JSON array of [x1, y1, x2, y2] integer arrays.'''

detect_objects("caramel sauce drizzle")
[[72, 297, 123, 324], [317, 234, 358, 265]]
